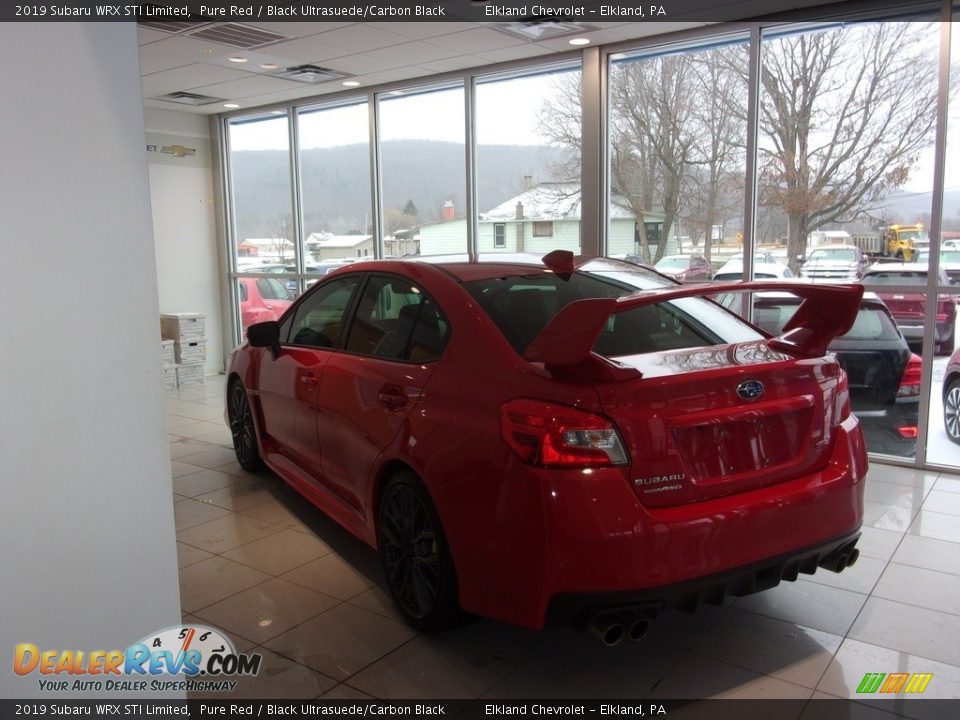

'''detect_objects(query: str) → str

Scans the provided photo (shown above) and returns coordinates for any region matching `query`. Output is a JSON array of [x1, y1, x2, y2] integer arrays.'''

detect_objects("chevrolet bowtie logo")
[[161, 144, 196, 158]]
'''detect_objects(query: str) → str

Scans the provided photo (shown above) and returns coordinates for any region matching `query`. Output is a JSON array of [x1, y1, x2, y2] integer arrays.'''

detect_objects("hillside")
[[230, 140, 567, 239]]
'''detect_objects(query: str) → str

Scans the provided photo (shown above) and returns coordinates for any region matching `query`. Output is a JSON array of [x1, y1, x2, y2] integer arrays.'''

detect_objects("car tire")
[[945, 380, 960, 445], [378, 472, 464, 632], [227, 379, 263, 472]]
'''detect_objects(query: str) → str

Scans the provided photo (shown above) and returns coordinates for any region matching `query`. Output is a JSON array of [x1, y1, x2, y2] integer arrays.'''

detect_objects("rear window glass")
[[863, 271, 928, 286], [808, 248, 856, 262], [753, 301, 900, 341], [462, 268, 761, 357], [655, 257, 688, 269]]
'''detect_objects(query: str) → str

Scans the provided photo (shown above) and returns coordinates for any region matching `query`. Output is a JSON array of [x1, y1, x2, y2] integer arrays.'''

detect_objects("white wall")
[[144, 108, 224, 374], [0, 23, 181, 697]]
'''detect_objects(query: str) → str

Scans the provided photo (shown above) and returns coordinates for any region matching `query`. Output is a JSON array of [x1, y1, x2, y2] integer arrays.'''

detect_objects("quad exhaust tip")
[[588, 611, 650, 646], [819, 546, 860, 574]]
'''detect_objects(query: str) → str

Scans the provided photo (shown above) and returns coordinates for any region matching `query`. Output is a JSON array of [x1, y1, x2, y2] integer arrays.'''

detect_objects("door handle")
[[300, 373, 319, 388], [378, 386, 408, 409]]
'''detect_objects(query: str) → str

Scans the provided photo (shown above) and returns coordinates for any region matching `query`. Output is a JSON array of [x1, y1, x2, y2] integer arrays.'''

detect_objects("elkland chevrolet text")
[[225, 252, 868, 645]]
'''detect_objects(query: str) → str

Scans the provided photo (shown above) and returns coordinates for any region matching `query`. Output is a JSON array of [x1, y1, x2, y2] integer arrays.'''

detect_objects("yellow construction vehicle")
[[881, 224, 927, 261]]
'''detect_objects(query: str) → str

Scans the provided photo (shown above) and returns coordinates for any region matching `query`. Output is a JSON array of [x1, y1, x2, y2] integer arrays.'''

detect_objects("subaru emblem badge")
[[737, 380, 764, 400]]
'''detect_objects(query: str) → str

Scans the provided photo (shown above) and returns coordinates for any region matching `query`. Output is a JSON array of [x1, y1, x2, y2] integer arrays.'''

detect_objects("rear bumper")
[[545, 528, 861, 628], [857, 403, 918, 456], [897, 321, 952, 343], [445, 415, 867, 629]]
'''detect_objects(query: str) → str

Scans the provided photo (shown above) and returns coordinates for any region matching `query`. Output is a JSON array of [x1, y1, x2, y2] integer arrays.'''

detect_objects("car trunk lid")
[[523, 281, 863, 507], [592, 342, 841, 506]]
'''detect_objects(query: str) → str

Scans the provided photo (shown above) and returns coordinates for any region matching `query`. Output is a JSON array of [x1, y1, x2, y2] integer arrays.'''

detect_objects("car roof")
[[864, 263, 929, 273], [323, 253, 662, 283], [743, 290, 885, 305], [716, 260, 789, 272]]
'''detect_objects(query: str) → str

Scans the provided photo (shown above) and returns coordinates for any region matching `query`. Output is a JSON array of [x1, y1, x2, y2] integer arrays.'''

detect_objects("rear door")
[[315, 274, 451, 512]]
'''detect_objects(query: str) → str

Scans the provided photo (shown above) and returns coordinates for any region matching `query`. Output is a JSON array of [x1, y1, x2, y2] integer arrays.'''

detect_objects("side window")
[[238, 282, 248, 302], [344, 275, 450, 361], [494, 223, 506, 248], [286, 276, 361, 349]]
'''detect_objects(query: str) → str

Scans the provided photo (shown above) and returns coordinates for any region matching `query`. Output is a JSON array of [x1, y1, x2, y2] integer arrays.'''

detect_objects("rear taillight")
[[501, 399, 628, 468], [833, 372, 851, 426], [896, 353, 922, 399]]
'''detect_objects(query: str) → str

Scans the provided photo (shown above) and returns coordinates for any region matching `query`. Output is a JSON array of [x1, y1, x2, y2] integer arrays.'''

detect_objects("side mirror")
[[247, 321, 281, 359]]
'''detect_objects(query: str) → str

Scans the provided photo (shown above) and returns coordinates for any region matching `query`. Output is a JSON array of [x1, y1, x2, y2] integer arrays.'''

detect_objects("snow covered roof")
[[306, 234, 372, 248], [240, 238, 293, 247], [478, 182, 637, 222]]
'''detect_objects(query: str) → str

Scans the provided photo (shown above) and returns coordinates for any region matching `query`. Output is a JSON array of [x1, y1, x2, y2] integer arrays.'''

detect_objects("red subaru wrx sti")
[[225, 252, 868, 644]]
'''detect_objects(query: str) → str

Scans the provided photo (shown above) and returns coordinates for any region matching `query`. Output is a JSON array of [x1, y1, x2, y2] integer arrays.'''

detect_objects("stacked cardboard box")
[[161, 313, 206, 387], [161, 339, 177, 389]]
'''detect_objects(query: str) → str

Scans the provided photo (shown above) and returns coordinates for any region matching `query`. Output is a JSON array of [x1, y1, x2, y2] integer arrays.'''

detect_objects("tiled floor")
[[168, 375, 960, 712]]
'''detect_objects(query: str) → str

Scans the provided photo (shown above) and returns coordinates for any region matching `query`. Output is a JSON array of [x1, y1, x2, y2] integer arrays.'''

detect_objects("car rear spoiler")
[[524, 281, 864, 378]]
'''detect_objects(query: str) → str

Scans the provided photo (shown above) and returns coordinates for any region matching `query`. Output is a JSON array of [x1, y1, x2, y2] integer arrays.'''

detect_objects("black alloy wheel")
[[378, 473, 462, 631], [228, 380, 262, 471], [945, 380, 960, 445]]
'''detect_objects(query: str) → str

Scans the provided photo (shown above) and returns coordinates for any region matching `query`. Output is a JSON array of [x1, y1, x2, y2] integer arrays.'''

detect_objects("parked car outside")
[[942, 349, 960, 444], [653, 254, 712, 283], [255, 264, 300, 298], [716, 291, 920, 456], [713, 258, 795, 281], [238, 277, 294, 333], [226, 251, 867, 642], [729, 251, 780, 263], [799, 245, 871, 281], [911, 249, 960, 286], [860, 264, 956, 355]]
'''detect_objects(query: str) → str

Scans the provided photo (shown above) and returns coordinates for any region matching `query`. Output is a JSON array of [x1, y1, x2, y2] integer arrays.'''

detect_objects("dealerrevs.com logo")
[[13, 625, 261, 693]]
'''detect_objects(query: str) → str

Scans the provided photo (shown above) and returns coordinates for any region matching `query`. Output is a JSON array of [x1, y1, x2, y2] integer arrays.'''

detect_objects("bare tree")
[[681, 47, 748, 261], [757, 23, 943, 271], [542, 50, 742, 263], [610, 56, 698, 263]]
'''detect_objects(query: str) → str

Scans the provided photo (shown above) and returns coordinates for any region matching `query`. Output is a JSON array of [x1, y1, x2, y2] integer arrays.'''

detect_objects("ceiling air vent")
[[155, 91, 226, 107], [270, 65, 347, 84], [138, 20, 204, 33], [494, 20, 594, 42], [186, 22, 287, 49]]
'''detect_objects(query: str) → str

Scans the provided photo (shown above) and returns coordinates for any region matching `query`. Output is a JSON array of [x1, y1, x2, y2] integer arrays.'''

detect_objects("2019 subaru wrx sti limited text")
[[225, 252, 868, 644]]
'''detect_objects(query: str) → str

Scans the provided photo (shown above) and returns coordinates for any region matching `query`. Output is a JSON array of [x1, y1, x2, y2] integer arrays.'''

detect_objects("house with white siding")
[[418, 182, 669, 256]]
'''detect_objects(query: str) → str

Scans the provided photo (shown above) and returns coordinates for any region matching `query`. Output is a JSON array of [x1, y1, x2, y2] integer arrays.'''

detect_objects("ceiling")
[[138, 19, 709, 114]]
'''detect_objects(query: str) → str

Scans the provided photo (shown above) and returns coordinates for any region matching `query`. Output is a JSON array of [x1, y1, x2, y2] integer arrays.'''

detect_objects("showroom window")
[[216, 8, 957, 470], [924, 15, 960, 469], [378, 84, 466, 257], [227, 111, 296, 338], [758, 20, 939, 279], [607, 36, 748, 264], [227, 112, 295, 273], [758, 18, 940, 461], [297, 101, 372, 293], [474, 63, 582, 255]]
